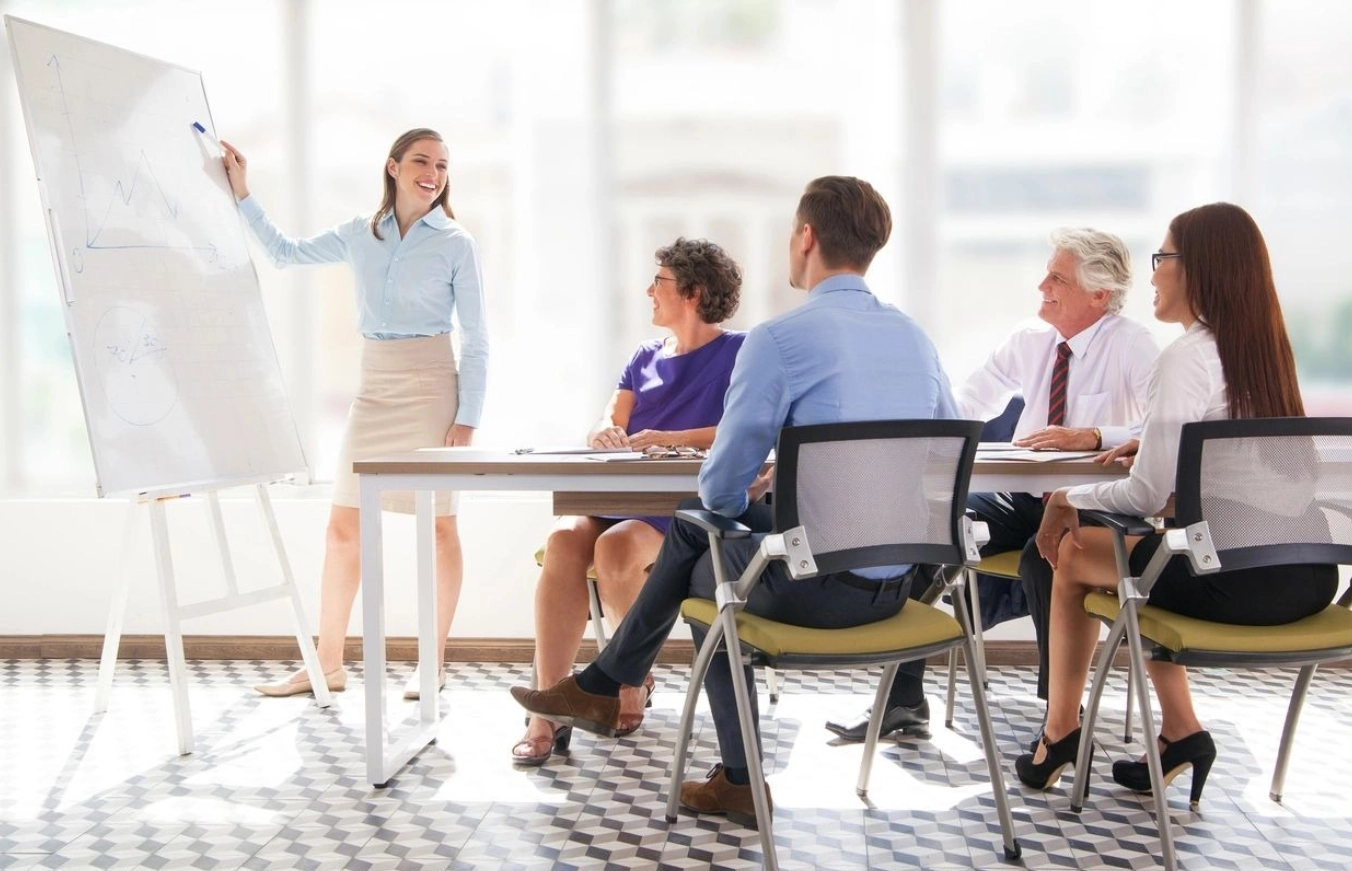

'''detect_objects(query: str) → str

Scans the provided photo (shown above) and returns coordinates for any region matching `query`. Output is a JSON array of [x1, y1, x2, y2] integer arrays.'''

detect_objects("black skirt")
[[1129, 533, 1338, 625]]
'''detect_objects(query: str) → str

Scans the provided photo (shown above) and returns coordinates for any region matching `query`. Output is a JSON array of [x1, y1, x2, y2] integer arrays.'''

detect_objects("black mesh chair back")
[[1175, 417, 1352, 571], [772, 419, 982, 575]]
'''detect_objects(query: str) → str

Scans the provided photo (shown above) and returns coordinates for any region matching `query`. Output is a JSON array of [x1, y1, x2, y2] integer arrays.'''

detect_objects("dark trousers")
[[594, 498, 911, 768], [885, 491, 1055, 705]]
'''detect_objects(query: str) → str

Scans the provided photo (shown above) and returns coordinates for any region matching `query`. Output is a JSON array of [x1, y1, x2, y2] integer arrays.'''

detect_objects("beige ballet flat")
[[403, 665, 446, 700], [254, 666, 347, 697]]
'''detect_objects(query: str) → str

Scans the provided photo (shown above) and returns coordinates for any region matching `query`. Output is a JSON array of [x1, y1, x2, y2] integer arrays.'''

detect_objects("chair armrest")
[[1079, 509, 1156, 537], [675, 508, 753, 540]]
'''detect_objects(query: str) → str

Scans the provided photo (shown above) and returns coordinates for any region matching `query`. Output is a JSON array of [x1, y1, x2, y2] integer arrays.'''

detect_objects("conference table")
[[353, 447, 1127, 786]]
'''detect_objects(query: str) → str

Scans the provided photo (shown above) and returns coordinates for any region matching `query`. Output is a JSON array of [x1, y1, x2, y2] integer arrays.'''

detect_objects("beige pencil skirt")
[[332, 335, 460, 515]]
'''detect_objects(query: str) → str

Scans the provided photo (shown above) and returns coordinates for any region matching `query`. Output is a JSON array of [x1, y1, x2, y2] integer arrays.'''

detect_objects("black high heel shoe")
[[510, 723, 574, 767], [1111, 730, 1216, 809], [1015, 727, 1087, 790]]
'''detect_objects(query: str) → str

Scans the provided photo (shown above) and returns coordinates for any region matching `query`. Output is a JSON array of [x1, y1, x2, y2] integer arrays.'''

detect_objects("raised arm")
[[222, 139, 350, 268]]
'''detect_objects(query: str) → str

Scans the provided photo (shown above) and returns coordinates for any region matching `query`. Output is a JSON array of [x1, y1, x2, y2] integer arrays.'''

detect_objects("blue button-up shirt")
[[237, 196, 489, 427], [699, 274, 959, 578]]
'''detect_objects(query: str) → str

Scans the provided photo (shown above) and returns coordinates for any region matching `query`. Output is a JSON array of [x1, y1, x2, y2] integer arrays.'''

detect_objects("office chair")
[[1067, 417, 1352, 871], [665, 419, 1021, 870]]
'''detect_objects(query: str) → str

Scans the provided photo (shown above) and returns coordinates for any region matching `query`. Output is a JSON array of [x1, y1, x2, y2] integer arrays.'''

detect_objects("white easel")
[[94, 482, 330, 755]]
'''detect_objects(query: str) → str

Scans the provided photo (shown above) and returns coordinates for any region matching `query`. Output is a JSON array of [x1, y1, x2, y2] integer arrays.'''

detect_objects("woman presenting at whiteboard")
[[220, 128, 489, 699]]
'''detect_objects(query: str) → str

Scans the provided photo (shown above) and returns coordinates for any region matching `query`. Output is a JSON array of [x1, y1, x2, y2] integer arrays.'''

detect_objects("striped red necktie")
[[1047, 342, 1071, 427]]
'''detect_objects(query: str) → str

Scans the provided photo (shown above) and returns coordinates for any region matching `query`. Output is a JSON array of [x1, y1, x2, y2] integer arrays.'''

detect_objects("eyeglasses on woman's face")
[[652, 273, 677, 286], [1152, 251, 1181, 271]]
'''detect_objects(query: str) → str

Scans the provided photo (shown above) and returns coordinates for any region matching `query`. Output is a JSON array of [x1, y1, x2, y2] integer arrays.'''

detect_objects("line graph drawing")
[[49, 54, 217, 261]]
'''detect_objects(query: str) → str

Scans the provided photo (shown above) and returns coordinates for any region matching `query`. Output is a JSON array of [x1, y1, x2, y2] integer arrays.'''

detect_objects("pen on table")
[[513, 447, 534, 455]]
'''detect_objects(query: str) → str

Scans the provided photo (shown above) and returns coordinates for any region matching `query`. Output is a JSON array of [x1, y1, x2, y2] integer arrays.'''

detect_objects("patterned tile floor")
[[2, 658, 1351, 869]]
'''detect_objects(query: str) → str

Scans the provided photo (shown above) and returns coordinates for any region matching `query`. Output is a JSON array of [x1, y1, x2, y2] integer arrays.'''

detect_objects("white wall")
[[3, 489, 1035, 643], [3, 489, 557, 639]]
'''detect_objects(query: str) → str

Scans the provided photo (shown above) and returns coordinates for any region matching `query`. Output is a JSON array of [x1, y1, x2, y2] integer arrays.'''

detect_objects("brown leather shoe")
[[510, 674, 621, 738], [679, 763, 772, 829]]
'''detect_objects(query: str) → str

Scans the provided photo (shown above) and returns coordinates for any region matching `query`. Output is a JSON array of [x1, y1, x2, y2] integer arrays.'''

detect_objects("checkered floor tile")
[[2, 658, 1350, 869]]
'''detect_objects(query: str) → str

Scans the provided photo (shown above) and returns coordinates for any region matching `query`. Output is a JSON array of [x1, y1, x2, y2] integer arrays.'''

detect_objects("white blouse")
[[1066, 322, 1228, 516]]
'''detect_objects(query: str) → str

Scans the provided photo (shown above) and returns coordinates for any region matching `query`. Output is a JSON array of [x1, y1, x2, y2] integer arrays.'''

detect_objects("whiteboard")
[[6, 17, 306, 497]]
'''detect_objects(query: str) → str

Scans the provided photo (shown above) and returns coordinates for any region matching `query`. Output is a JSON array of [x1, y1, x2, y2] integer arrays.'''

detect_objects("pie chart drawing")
[[93, 305, 179, 426]]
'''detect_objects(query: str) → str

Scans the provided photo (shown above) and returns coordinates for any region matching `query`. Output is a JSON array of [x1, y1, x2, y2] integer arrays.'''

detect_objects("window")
[[3, 0, 1348, 493]]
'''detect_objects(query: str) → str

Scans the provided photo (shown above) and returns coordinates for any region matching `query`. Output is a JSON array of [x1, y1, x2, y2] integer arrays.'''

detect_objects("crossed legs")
[[1037, 527, 1201, 762], [521, 517, 663, 750]]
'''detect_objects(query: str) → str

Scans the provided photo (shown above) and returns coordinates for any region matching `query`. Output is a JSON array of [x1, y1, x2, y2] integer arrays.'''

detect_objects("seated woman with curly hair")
[[512, 237, 746, 766]]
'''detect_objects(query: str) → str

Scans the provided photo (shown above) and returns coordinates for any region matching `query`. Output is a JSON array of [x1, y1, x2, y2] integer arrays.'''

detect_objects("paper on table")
[[512, 446, 634, 455], [977, 441, 1027, 452], [584, 452, 650, 462], [979, 449, 1101, 462]]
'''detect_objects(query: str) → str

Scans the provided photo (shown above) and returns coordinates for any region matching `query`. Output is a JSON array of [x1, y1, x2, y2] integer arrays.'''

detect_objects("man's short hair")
[[1048, 227, 1132, 314], [796, 176, 892, 272]]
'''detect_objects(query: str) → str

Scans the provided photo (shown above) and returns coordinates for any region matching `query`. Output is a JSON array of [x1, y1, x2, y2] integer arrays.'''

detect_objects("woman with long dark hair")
[[1014, 203, 1336, 802], [221, 129, 488, 699]]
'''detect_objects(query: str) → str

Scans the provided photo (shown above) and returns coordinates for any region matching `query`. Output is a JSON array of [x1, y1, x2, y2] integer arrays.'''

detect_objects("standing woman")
[[222, 129, 489, 698], [1015, 202, 1337, 801]]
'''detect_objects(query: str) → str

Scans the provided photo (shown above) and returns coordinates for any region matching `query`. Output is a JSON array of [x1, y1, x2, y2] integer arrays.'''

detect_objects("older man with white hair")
[[826, 228, 1159, 745]]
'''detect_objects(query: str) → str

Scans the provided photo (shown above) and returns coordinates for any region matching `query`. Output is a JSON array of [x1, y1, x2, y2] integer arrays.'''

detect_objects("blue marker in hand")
[[192, 121, 220, 149]]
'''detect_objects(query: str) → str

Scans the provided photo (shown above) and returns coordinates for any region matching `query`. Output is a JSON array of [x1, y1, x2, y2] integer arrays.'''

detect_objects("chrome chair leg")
[[952, 586, 1021, 861], [857, 662, 901, 797], [665, 619, 725, 823], [1271, 664, 1317, 802], [719, 607, 778, 869]]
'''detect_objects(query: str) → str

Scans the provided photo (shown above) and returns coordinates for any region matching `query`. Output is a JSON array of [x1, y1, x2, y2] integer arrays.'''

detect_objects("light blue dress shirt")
[[237, 196, 490, 427], [698, 274, 960, 579]]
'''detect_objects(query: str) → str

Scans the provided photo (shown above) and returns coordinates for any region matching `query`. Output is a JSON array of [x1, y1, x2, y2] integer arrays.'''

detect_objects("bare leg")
[[592, 520, 664, 719], [433, 514, 465, 660], [313, 505, 361, 673], [1145, 661, 1204, 744], [289, 506, 465, 686], [520, 517, 607, 746], [1036, 528, 1139, 759]]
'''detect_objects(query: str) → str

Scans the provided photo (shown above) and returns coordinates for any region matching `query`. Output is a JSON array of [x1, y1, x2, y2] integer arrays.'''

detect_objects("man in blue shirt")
[[513, 176, 957, 827]]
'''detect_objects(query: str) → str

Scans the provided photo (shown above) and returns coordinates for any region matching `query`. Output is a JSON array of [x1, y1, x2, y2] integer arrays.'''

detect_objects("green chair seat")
[[681, 598, 963, 659], [1085, 592, 1352, 656], [977, 549, 1022, 579]]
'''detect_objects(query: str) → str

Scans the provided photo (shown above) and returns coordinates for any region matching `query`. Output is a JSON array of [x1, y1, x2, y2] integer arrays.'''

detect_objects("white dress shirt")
[[956, 313, 1159, 448], [1067, 322, 1227, 516]]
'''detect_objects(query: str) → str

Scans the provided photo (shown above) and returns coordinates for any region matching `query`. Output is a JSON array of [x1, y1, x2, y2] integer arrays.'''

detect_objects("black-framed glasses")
[[1152, 251, 1181, 271], [652, 273, 677, 285]]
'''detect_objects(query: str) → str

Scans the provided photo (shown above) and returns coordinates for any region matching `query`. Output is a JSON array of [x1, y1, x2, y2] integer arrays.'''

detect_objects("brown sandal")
[[615, 673, 656, 737], [511, 722, 573, 766]]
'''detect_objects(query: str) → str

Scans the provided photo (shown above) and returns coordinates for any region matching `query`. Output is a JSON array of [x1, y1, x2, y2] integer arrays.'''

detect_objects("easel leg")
[[254, 485, 331, 707], [94, 499, 142, 713], [150, 499, 194, 755]]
